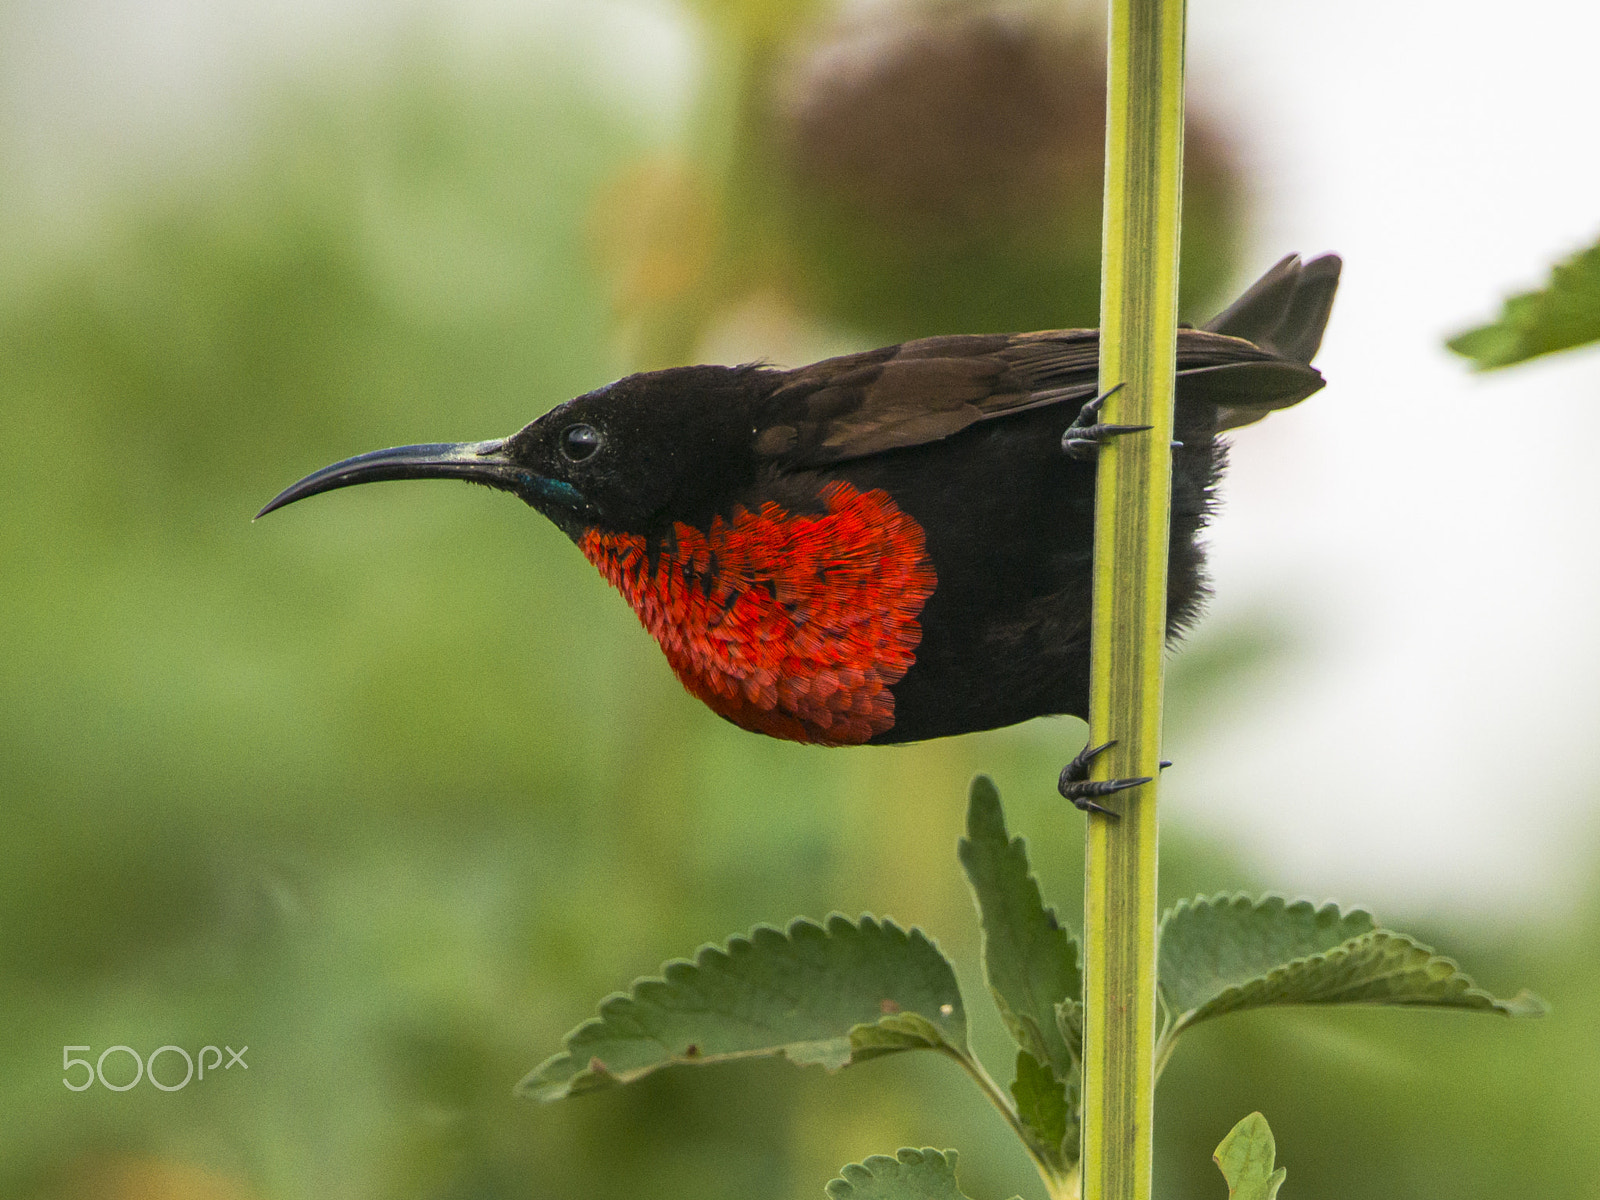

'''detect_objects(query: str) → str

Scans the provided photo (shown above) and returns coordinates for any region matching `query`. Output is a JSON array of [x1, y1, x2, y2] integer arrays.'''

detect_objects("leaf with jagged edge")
[[957, 776, 1081, 1081], [1213, 1112, 1286, 1200], [519, 914, 967, 1101], [1160, 895, 1375, 1018], [1449, 236, 1600, 369], [826, 1149, 1005, 1200], [1009, 1049, 1076, 1169], [1159, 895, 1546, 1038]]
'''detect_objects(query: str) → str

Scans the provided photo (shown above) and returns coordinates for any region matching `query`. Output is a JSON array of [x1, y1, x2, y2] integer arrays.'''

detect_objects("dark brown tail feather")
[[1205, 253, 1342, 363], [1198, 253, 1341, 430]]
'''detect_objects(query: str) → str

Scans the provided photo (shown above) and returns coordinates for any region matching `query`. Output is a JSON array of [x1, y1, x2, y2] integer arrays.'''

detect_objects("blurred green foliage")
[[605, 2, 1242, 367], [0, 6, 1592, 1200], [1448, 234, 1600, 369]]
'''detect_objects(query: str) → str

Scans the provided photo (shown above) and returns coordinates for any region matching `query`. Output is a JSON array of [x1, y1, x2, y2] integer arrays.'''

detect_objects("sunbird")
[[261, 254, 1339, 806]]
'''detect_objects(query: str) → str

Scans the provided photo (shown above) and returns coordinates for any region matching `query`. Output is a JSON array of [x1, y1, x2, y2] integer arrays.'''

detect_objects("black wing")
[[753, 253, 1340, 466]]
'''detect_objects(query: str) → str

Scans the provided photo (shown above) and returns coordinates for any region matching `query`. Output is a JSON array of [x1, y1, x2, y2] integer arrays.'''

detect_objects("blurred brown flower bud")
[[782, 5, 1104, 224], [771, 3, 1243, 339]]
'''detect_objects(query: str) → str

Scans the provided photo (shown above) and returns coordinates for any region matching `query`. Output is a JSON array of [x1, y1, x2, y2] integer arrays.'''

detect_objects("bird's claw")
[[1058, 739, 1158, 818], [1061, 384, 1153, 460]]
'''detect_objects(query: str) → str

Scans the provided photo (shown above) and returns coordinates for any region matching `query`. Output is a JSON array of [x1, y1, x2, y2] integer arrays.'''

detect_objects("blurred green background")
[[1, 2, 1594, 1198]]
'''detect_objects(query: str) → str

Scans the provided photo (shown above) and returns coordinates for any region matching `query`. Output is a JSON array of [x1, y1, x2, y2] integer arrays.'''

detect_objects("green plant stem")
[[1078, 0, 1187, 1197], [940, 1047, 1073, 1198], [1152, 1025, 1179, 1082]]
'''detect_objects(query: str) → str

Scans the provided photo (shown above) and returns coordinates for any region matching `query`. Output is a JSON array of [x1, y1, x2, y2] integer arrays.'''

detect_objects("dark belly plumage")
[[844, 398, 1223, 744]]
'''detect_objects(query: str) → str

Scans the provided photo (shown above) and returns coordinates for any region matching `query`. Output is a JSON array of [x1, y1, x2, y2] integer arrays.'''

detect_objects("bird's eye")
[[560, 423, 603, 462]]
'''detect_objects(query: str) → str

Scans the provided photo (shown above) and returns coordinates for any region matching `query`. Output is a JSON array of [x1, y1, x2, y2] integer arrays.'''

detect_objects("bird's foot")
[[1061, 383, 1153, 460], [1058, 739, 1160, 817]]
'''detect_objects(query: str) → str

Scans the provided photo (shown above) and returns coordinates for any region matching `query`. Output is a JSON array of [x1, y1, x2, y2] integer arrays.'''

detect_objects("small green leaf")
[[1448, 236, 1600, 369], [1010, 1049, 1076, 1167], [520, 915, 967, 1100], [850, 1011, 951, 1060], [1054, 999, 1084, 1070], [958, 776, 1081, 1079], [1159, 895, 1545, 1038], [1213, 1112, 1286, 1200], [826, 1148, 989, 1200]]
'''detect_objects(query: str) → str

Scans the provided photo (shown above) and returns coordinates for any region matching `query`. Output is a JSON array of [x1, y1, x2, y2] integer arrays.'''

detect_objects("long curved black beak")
[[256, 439, 524, 519]]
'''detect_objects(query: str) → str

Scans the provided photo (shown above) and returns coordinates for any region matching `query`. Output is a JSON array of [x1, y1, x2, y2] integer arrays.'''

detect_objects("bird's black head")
[[257, 363, 775, 538]]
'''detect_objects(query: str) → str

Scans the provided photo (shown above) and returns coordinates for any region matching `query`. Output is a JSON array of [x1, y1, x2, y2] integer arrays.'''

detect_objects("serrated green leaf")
[[1213, 1112, 1286, 1200], [825, 1148, 990, 1200], [1159, 895, 1545, 1037], [957, 776, 1081, 1079], [1448, 236, 1600, 369], [1160, 895, 1376, 1018], [1010, 1049, 1075, 1168], [519, 914, 967, 1100], [1178, 927, 1546, 1021]]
